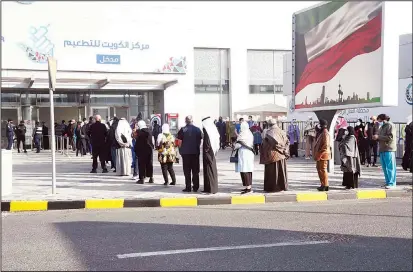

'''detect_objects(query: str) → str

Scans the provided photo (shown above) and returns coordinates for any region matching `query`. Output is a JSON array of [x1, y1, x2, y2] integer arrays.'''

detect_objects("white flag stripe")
[[304, 1, 382, 62]]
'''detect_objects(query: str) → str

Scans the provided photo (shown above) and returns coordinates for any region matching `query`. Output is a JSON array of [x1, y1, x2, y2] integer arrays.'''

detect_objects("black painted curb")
[[327, 192, 357, 200], [197, 197, 232, 206]]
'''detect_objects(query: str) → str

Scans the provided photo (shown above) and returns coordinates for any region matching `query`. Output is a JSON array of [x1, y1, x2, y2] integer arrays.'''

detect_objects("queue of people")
[[4, 112, 412, 194]]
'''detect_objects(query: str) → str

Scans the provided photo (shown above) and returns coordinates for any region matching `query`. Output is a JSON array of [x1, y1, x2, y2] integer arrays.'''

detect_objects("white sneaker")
[[385, 185, 396, 189], [305, 157, 310, 160]]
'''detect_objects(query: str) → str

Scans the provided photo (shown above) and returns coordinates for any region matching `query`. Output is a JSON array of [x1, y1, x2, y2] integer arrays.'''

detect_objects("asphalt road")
[[2, 198, 412, 271]]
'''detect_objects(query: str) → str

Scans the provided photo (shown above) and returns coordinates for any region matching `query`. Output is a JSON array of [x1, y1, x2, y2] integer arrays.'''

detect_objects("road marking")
[[117, 240, 331, 259]]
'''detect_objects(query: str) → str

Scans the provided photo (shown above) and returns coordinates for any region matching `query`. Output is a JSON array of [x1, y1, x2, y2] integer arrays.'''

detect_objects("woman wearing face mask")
[[313, 119, 332, 191], [354, 119, 367, 165], [339, 126, 362, 189]]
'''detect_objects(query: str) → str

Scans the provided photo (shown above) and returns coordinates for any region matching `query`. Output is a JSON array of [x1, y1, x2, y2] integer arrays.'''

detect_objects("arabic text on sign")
[[64, 40, 150, 50], [96, 54, 121, 65]]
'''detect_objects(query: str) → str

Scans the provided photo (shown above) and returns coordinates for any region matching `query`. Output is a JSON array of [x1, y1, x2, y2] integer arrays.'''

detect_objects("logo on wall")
[[154, 57, 187, 73], [18, 25, 54, 63], [406, 83, 412, 105]]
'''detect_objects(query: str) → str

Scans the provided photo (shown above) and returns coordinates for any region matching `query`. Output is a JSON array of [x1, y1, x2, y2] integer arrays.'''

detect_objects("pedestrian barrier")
[[11, 134, 73, 157], [2, 188, 411, 212], [279, 121, 408, 159]]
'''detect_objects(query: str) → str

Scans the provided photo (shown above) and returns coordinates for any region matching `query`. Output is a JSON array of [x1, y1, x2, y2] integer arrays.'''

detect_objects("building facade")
[[1, 1, 325, 129]]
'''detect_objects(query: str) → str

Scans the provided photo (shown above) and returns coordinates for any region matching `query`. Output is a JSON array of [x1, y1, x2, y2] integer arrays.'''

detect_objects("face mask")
[[356, 122, 361, 126], [378, 121, 383, 126], [344, 130, 349, 136]]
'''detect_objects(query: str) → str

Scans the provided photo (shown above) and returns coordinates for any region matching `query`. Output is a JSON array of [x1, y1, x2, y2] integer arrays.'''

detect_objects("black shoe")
[[317, 186, 325, 191], [90, 170, 97, 173], [18, 150, 20, 153], [182, 188, 191, 192], [241, 188, 252, 194], [201, 190, 209, 193], [24, 150, 27, 153], [325, 186, 329, 192], [148, 178, 154, 184], [113, 169, 116, 173], [170, 182, 176, 186], [163, 182, 169, 186], [372, 164, 378, 167], [136, 179, 144, 184], [102, 169, 108, 173], [192, 188, 198, 193]]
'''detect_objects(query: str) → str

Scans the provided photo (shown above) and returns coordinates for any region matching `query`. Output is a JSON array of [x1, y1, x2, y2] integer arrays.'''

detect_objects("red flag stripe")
[[295, 12, 382, 95]]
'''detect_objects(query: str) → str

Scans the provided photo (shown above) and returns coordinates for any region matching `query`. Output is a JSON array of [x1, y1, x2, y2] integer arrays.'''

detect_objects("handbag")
[[230, 149, 239, 163]]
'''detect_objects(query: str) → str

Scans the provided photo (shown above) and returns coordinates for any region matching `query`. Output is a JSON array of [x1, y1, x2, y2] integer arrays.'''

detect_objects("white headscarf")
[[115, 118, 132, 147], [202, 116, 220, 155], [137, 120, 147, 129], [237, 121, 254, 148], [157, 124, 172, 146]]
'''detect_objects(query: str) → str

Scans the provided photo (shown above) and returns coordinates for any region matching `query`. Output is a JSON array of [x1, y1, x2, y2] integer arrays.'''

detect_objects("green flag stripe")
[[295, 1, 347, 34]]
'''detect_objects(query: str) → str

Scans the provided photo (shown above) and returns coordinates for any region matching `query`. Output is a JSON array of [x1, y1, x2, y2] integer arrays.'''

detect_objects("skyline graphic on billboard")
[[293, 1, 383, 111]]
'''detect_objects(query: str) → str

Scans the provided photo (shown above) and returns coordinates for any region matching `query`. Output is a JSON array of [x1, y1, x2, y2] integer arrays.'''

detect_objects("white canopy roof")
[[1, 69, 179, 91], [234, 103, 288, 121]]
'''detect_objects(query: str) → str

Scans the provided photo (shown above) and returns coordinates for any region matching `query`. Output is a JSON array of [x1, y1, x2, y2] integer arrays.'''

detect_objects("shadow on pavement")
[[45, 221, 413, 271]]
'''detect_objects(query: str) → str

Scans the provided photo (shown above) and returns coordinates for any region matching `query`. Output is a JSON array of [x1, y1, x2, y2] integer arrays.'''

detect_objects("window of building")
[[247, 50, 289, 94], [194, 48, 230, 93]]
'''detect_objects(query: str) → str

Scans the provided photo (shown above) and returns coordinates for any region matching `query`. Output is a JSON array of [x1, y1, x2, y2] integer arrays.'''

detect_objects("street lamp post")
[[48, 57, 57, 194]]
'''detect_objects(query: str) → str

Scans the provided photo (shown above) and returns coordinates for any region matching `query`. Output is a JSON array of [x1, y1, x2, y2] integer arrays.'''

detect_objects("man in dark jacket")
[[177, 115, 203, 192], [88, 115, 108, 173], [366, 116, 380, 167], [33, 121, 43, 153], [5, 119, 14, 150], [84, 116, 94, 154], [66, 120, 75, 151], [152, 120, 161, 149], [15, 120, 27, 153], [402, 121, 413, 171], [215, 116, 226, 149]]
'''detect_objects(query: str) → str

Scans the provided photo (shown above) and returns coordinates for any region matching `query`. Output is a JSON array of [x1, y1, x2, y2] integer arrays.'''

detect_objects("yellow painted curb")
[[10, 201, 48, 212], [357, 190, 386, 199], [160, 197, 197, 207], [85, 199, 124, 209], [296, 192, 328, 202], [231, 195, 265, 205]]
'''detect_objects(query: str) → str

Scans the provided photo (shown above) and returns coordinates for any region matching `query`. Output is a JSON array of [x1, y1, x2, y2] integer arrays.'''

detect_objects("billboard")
[[1, 1, 190, 74], [292, 1, 398, 111]]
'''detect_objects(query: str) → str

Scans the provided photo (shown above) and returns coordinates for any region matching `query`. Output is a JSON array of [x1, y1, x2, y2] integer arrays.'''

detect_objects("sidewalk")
[[4, 149, 412, 202]]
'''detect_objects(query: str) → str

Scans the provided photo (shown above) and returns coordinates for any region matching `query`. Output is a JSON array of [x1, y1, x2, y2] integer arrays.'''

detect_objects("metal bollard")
[[65, 137, 69, 156], [60, 136, 64, 154]]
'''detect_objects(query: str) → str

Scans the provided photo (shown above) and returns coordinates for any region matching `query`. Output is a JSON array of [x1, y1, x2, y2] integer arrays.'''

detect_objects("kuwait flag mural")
[[294, 1, 383, 110]]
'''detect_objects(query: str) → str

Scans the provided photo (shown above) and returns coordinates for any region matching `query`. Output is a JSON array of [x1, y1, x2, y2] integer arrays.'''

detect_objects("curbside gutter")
[[1, 189, 411, 213]]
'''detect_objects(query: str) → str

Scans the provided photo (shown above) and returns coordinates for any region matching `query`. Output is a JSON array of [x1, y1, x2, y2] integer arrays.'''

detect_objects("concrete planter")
[[1, 149, 13, 196]]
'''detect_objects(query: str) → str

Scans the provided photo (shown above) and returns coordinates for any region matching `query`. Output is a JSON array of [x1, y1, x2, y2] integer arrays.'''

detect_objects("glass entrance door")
[[90, 107, 110, 123]]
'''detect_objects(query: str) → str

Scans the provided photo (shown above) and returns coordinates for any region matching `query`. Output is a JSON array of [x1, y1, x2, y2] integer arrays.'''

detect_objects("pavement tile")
[[3, 150, 412, 202]]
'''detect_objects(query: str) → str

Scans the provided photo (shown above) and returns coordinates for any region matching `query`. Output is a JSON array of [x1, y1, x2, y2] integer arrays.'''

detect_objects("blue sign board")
[[96, 54, 121, 65]]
